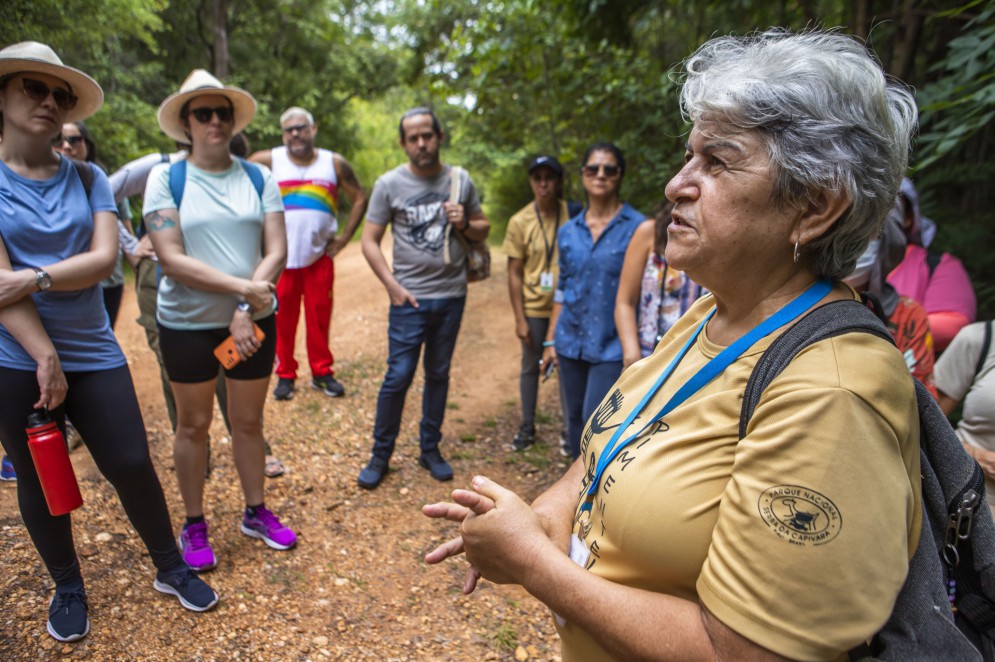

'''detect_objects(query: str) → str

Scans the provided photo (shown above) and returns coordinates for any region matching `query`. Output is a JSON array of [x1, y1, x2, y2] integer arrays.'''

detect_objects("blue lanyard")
[[578, 279, 833, 520]]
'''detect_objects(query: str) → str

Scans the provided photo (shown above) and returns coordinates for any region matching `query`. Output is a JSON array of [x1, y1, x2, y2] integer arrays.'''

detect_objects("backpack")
[[167, 157, 265, 206], [739, 299, 995, 662]]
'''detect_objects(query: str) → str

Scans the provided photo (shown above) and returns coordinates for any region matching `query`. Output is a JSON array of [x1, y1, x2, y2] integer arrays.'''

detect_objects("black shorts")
[[158, 314, 276, 383]]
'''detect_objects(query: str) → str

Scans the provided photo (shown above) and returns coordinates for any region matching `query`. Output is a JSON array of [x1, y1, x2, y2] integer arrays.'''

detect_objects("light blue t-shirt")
[[143, 159, 284, 330], [0, 157, 125, 371]]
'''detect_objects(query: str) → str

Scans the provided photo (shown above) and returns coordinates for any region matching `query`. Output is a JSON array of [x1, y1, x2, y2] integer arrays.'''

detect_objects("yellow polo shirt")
[[502, 200, 570, 318]]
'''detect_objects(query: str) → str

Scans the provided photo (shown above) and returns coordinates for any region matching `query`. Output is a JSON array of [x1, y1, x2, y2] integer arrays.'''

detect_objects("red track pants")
[[274, 255, 335, 380]]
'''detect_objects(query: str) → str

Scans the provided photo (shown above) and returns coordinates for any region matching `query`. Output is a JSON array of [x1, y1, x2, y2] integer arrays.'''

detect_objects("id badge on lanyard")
[[539, 271, 555, 291]]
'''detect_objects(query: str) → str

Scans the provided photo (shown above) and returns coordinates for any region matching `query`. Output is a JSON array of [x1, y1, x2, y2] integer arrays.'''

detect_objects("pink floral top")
[[637, 252, 704, 357]]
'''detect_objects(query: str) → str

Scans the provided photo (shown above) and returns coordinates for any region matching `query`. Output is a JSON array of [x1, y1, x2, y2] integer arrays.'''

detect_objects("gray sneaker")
[[273, 378, 295, 401], [312, 374, 345, 397], [358, 456, 389, 490], [418, 450, 453, 482]]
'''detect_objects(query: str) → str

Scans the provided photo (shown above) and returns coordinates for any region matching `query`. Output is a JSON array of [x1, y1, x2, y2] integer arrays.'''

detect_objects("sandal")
[[264, 456, 285, 478]]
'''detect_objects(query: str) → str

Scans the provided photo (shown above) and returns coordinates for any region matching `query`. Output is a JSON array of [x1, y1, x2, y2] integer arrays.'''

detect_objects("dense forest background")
[[3, 0, 992, 315]]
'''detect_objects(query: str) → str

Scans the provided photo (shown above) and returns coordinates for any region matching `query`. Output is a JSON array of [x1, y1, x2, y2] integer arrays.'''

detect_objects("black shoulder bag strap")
[[974, 322, 992, 383], [70, 159, 94, 201]]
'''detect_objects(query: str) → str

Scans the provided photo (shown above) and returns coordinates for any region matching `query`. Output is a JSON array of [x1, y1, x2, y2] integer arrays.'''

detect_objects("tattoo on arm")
[[338, 158, 363, 191], [144, 211, 176, 232]]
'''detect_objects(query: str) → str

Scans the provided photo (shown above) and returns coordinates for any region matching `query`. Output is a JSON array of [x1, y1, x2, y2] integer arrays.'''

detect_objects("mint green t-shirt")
[[143, 159, 284, 330]]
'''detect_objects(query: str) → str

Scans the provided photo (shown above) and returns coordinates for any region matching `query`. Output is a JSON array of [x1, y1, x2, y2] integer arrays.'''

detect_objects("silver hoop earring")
[[793, 240, 801, 264]]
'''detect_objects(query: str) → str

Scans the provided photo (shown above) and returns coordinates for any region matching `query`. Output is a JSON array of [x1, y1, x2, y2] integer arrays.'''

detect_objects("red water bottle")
[[26, 411, 83, 516]]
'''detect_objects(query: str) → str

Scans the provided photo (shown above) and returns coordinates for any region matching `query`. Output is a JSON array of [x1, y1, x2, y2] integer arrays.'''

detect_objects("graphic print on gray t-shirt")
[[366, 164, 482, 300]]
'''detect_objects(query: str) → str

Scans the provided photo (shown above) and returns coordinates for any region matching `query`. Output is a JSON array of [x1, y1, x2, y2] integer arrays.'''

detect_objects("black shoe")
[[47, 585, 89, 642], [153, 568, 219, 612], [512, 425, 536, 451], [418, 450, 453, 482], [273, 378, 295, 401], [358, 456, 389, 489], [311, 374, 345, 397]]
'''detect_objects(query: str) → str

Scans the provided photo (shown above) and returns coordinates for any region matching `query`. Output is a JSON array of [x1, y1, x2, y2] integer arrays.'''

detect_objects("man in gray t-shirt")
[[358, 107, 489, 489]]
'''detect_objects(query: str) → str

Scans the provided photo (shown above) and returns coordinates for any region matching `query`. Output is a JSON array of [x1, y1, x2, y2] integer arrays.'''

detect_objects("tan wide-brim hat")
[[157, 69, 256, 143], [0, 41, 103, 122]]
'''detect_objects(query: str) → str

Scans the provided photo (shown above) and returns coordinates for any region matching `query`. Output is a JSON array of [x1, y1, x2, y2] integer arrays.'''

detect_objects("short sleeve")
[[142, 163, 175, 215], [502, 209, 527, 259], [87, 165, 117, 214], [697, 335, 920, 660], [259, 166, 284, 213], [934, 323, 984, 402], [365, 176, 391, 226]]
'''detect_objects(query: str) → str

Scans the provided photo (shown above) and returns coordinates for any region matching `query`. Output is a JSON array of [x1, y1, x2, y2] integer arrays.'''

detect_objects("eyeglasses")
[[582, 164, 620, 178], [61, 135, 84, 146], [188, 106, 234, 124], [21, 77, 78, 112], [282, 123, 309, 134]]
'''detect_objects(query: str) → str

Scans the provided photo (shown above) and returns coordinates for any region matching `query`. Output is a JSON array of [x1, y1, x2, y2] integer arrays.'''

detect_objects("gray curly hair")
[[678, 29, 917, 280]]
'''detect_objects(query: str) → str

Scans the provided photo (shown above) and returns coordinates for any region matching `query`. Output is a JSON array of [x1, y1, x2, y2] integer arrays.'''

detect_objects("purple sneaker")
[[179, 521, 217, 571], [240, 507, 297, 550]]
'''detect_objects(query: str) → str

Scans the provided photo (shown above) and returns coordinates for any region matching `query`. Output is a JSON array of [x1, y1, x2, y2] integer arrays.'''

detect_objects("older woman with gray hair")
[[424, 29, 921, 661]]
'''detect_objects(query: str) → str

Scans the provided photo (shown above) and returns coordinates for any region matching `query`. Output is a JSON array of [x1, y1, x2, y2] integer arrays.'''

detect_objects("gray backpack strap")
[[740, 298, 995, 662], [739, 299, 891, 438]]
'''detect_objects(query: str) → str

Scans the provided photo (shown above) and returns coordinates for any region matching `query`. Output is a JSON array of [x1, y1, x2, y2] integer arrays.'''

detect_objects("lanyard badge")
[[575, 279, 834, 541]]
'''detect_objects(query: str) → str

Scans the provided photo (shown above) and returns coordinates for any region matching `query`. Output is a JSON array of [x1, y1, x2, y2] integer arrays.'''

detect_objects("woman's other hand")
[[541, 344, 557, 368], [423, 493, 496, 594], [458, 475, 553, 586], [35, 354, 68, 410], [516, 319, 532, 344], [0, 268, 34, 309], [229, 309, 261, 359], [242, 280, 275, 311]]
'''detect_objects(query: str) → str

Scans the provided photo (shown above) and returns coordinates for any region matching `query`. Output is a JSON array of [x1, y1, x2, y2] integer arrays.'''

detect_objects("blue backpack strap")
[[168, 158, 262, 208], [168, 159, 187, 207], [237, 157, 265, 200]]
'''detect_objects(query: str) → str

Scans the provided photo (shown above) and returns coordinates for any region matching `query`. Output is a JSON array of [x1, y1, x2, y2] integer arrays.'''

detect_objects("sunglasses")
[[21, 77, 78, 112], [61, 135, 84, 146], [282, 123, 309, 134], [188, 106, 234, 124], [582, 164, 620, 178]]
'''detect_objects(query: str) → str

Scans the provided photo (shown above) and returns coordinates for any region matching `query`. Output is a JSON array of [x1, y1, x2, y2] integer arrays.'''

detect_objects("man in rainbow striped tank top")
[[250, 107, 368, 400]]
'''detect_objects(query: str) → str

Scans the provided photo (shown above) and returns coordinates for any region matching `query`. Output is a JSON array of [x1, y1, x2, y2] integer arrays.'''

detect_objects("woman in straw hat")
[[0, 41, 218, 643], [143, 69, 293, 572]]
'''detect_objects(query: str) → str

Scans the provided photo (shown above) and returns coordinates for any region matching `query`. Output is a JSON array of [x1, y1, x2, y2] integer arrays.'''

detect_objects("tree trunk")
[[213, 0, 229, 79]]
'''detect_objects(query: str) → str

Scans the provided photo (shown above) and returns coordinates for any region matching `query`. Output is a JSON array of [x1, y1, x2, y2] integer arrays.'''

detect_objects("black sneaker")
[[418, 450, 453, 482], [357, 456, 389, 490], [47, 585, 89, 642], [311, 374, 345, 397], [512, 425, 536, 451], [153, 568, 219, 612], [273, 378, 295, 401]]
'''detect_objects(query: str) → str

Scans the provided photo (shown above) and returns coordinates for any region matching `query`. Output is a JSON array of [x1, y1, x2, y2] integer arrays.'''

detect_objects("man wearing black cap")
[[502, 155, 571, 452]]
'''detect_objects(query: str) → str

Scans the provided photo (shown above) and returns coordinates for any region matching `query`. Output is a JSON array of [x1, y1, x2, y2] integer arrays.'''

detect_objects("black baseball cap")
[[527, 155, 564, 177]]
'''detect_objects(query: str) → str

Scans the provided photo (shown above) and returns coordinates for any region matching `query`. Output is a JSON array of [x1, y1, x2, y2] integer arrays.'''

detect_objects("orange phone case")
[[213, 324, 265, 370]]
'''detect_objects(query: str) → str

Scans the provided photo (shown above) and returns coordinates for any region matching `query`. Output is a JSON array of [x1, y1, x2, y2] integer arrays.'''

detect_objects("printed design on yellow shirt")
[[577, 387, 670, 571], [758, 485, 843, 546]]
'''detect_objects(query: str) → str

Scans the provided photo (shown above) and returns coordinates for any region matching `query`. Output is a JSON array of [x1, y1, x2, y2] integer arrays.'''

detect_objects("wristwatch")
[[235, 301, 252, 314], [32, 268, 52, 292]]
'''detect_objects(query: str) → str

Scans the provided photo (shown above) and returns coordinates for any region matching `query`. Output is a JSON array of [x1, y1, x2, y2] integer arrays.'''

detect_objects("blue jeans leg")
[[372, 303, 428, 460], [419, 297, 466, 453], [556, 355, 589, 459]]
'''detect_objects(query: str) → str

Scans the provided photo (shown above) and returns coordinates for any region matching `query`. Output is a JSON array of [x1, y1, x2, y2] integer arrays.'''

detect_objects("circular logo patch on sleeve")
[[758, 485, 842, 546]]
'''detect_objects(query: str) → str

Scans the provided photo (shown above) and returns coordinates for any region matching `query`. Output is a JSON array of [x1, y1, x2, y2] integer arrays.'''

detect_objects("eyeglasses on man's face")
[[282, 123, 310, 135], [20, 77, 78, 112], [188, 106, 234, 124]]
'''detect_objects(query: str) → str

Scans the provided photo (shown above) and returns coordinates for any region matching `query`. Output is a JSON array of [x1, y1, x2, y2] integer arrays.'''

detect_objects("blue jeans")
[[371, 297, 466, 460], [557, 355, 623, 459]]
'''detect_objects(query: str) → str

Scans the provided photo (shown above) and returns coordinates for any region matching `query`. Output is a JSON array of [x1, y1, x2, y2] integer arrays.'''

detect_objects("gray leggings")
[[519, 317, 567, 431]]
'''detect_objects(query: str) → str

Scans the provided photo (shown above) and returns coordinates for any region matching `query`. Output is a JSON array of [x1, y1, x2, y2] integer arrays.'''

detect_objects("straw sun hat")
[[0, 41, 103, 122], [157, 69, 256, 143]]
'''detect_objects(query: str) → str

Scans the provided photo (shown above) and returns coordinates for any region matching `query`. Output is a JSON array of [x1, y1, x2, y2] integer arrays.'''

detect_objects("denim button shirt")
[[553, 202, 645, 362]]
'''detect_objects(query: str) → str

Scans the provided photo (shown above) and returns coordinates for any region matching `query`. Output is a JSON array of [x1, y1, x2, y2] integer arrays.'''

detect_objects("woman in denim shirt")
[[541, 143, 645, 458]]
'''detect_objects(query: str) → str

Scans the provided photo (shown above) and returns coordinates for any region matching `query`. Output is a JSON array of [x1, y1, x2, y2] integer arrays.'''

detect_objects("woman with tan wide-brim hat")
[[142, 69, 294, 573], [0, 41, 218, 643]]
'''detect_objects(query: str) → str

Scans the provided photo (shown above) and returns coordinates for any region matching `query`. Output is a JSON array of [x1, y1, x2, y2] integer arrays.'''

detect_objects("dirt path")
[[0, 241, 570, 661]]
